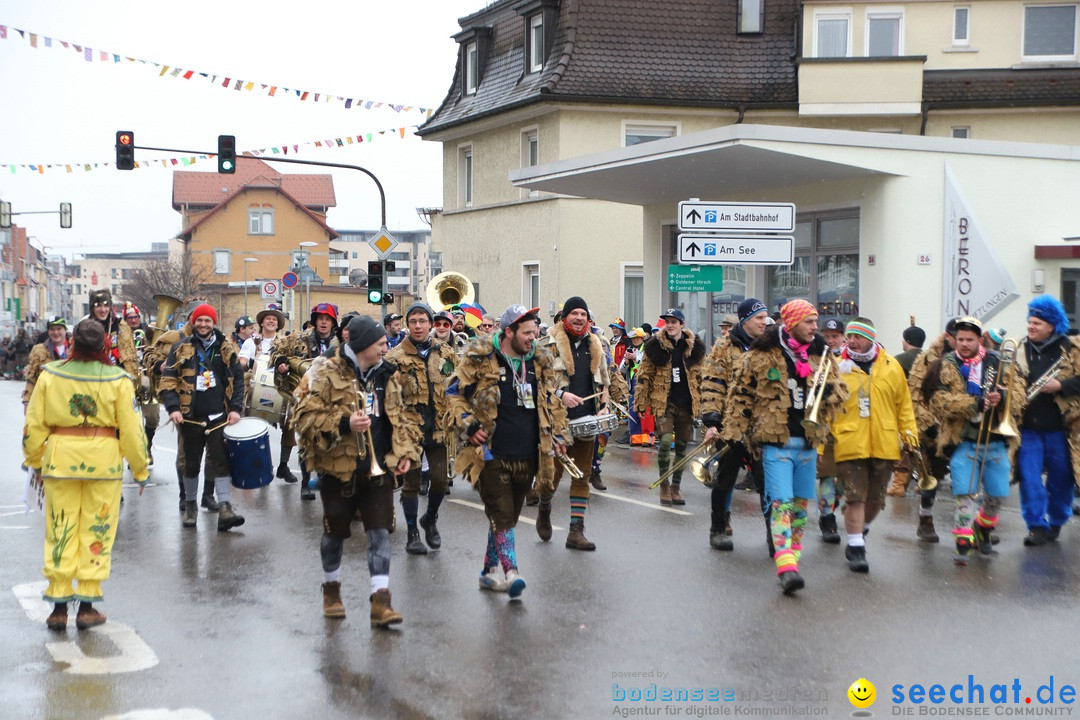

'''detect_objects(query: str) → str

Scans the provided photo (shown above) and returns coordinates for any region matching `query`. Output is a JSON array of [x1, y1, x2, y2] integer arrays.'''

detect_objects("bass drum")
[[225, 417, 274, 489], [246, 357, 287, 425]]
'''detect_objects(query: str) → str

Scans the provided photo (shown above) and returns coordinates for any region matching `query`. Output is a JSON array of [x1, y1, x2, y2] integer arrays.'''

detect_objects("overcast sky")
[[0, 0, 485, 258]]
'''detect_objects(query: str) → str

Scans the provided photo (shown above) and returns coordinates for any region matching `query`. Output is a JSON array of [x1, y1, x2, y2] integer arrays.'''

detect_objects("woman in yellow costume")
[[23, 319, 149, 631]]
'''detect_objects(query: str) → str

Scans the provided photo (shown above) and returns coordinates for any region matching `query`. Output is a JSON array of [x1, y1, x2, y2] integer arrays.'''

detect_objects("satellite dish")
[[348, 268, 368, 287]]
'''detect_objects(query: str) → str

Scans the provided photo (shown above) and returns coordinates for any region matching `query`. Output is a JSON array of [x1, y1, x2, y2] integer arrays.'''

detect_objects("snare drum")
[[225, 417, 274, 489], [246, 357, 287, 425], [568, 413, 620, 439]]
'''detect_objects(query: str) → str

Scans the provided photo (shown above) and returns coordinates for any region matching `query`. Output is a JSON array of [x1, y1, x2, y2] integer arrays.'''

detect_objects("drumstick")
[[578, 391, 604, 402], [182, 418, 207, 427], [205, 420, 229, 434]]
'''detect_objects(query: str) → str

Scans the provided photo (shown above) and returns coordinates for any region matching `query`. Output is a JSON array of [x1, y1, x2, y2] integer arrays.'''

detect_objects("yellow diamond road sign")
[[369, 228, 398, 259]]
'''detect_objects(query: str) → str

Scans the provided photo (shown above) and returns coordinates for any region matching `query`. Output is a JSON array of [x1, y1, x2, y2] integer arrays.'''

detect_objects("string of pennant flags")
[[2, 124, 429, 174], [0, 23, 436, 115]]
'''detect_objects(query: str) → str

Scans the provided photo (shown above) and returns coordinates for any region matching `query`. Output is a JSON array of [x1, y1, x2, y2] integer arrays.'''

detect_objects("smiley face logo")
[[848, 678, 876, 708]]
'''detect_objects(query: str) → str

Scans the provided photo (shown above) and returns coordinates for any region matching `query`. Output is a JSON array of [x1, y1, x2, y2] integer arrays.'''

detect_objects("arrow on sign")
[[685, 209, 701, 224], [685, 241, 702, 258]]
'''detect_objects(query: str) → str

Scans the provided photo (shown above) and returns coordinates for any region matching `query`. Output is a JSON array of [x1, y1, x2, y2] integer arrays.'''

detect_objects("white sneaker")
[[479, 567, 508, 592], [505, 569, 526, 599]]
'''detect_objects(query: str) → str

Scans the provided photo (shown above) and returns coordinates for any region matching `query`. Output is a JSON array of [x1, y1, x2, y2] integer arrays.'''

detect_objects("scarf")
[[838, 343, 879, 374], [729, 324, 753, 352], [414, 338, 431, 359], [959, 346, 986, 396], [780, 326, 812, 379], [196, 331, 216, 352]]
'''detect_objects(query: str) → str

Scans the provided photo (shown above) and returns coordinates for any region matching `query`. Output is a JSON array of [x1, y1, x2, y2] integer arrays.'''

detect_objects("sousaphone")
[[426, 271, 474, 310]]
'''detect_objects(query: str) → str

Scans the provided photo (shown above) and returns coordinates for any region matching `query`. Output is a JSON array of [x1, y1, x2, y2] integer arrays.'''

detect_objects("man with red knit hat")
[[159, 303, 247, 531], [720, 299, 846, 595]]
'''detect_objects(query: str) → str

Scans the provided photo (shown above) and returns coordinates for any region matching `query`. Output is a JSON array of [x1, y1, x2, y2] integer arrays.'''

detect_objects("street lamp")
[[243, 257, 258, 316], [299, 242, 318, 323]]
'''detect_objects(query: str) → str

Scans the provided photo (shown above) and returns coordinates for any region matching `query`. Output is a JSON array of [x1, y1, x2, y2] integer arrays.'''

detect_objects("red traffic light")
[[118, 133, 132, 146], [115, 130, 135, 170]]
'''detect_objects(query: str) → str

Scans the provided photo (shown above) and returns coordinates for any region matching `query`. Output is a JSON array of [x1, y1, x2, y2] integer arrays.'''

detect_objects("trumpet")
[[1027, 355, 1064, 401], [350, 378, 385, 477], [801, 352, 835, 432], [555, 448, 585, 479], [905, 431, 937, 492]]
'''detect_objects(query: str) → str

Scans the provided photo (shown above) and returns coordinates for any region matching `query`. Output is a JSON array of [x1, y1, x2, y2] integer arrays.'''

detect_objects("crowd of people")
[[19, 286, 1080, 633]]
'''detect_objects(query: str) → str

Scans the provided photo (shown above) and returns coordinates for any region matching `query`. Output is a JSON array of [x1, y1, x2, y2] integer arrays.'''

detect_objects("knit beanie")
[[737, 298, 767, 325], [405, 302, 434, 323], [779, 299, 816, 331], [562, 296, 589, 317], [190, 304, 218, 325], [347, 315, 387, 353], [72, 319, 105, 354], [845, 319, 877, 343]]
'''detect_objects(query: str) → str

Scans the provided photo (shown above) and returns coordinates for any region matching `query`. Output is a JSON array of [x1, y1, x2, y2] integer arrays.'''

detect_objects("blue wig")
[[1027, 294, 1070, 336]]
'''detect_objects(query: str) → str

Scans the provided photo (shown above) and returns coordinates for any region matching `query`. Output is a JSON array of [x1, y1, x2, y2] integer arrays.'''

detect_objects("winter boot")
[[658, 480, 672, 506], [779, 571, 804, 596], [710, 526, 734, 551], [182, 500, 198, 527], [369, 589, 403, 628], [589, 471, 607, 491], [276, 446, 298, 483], [46, 603, 68, 632], [565, 519, 596, 551], [886, 470, 910, 497], [322, 582, 346, 619], [819, 514, 841, 544], [670, 483, 685, 505], [406, 526, 428, 555], [536, 502, 552, 542], [75, 603, 107, 630], [201, 494, 219, 512], [216, 502, 245, 532], [419, 513, 442, 550], [973, 524, 996, 556], [917, 515, 939, 542], [845, 544, 870, 572]]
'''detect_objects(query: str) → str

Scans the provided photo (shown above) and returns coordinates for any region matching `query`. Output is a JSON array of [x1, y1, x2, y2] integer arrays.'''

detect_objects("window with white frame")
[[213, 250, 230, 275], [465, 42, 479, 94], [523, 264, 540, 308], [521, 128, 540, 198], [624, 123, 677, 147], [815, 10, 852, 57], [622, 265, 644, 330], [1023, 4, 1078, 60], [249, 208, 274, 235], [867, 9, 903, 56], [528, 15, 545, 72], [952, 126, 970, 139], [738, 0, 764, 34], [953, 6, 970, 45], [459, 145, 474, 207]]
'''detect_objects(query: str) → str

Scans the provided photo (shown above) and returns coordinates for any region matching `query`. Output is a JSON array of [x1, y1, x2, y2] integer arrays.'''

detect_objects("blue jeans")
[[949, 441, 1010, 498], [1018, 429, 1073, 530], [762, 438, 818, 503]]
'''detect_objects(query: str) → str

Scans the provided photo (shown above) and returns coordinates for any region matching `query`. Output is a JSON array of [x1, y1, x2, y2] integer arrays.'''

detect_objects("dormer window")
[[466, 42, 479, 94], [528, 15, 545, 72], [738, 0, 764, 34], [454, 26, 492, 98], [516, 0, 558, 74]]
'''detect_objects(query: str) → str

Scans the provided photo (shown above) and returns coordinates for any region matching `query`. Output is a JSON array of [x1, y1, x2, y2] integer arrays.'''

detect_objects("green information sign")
[[667, 264, 724, 292]]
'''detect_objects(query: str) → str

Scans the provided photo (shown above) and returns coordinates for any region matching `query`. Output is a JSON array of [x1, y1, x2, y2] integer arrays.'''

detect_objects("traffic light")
[[115, 131, 135, 170], [60, 202, 72, 229], [381, 261, 395, 304], [367, 260, 384, 304], [217, 135, 236, 174]]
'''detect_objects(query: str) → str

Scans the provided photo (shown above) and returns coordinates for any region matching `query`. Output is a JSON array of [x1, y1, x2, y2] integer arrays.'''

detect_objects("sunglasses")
[[479, 323, 495, 330], [434, 321, 452, 328], [92, 301, 110, 307]]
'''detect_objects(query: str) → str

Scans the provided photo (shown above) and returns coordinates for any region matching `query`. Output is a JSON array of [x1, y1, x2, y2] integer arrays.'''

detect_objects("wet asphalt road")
[[3, 378, 1080, 720]]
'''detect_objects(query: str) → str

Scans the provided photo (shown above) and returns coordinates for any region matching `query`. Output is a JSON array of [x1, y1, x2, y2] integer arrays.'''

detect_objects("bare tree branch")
[[125, 253, 213, 322]]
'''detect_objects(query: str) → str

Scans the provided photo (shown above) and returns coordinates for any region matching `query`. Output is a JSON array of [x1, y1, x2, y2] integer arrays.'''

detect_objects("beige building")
[[420, 0, 1080, 344]]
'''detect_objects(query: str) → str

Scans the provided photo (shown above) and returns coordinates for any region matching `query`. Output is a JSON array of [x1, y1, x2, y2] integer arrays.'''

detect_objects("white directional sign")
[[679, 201, 795, 233], [678, 234, 794, 266]]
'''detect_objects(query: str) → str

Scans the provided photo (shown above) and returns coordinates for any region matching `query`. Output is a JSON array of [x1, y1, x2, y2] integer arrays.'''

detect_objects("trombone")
[[801, 352, 836, 432], [649, 439, 729, 489], [969, 339, 1018, 491]]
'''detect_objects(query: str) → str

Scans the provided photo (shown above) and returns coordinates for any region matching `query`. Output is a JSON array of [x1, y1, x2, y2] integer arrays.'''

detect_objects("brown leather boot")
[[886, 471, 910, 497], [670, 483, 685, 505], [658, 480, 672, 506], [322, 581, 345, 619], [75, 603, 107, 630], [46, 603, 68, 632], [536, 502, 552, 542], [369, 589, 403, 628], [565, 519, 596, 551]]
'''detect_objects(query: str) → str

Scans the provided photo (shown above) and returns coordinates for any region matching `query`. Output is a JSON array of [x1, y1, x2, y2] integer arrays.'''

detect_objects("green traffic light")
[[221, 160, 234, 172], [368, 289, 383, 304]]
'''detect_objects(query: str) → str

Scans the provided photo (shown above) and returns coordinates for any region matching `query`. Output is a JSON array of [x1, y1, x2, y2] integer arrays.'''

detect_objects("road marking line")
[[446, 498, 564, 531], [1, 510, 31, 517], [14, 581, 159, 674], [590, 491, 693, 515]]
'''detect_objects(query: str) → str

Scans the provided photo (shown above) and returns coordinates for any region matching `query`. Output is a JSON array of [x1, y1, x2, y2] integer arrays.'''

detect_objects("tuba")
[[149, 293, 183, 345], [426, 271, 474, 310], [275, 357, 312, 402]]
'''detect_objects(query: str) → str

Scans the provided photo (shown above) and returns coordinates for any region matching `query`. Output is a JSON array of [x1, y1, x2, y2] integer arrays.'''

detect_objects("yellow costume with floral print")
[[23, 359, 149, 603]]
